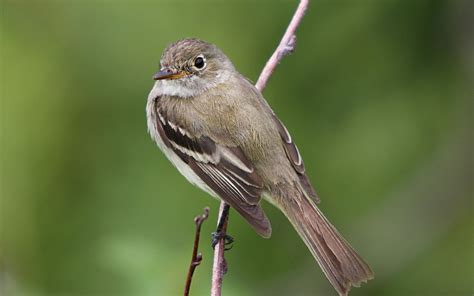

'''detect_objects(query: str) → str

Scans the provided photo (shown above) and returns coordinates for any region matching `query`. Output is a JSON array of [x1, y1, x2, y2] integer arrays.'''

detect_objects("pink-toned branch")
[[211, 0, 310, 295], [255, 0, 309, 91], [210, 202, 229, 296]]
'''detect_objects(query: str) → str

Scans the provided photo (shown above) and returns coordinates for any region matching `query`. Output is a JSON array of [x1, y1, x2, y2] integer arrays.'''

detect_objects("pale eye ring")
[[194, 55, 206, 69]]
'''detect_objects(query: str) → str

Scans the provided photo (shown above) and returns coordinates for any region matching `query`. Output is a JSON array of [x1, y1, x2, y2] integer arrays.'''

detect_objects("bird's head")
[[153, 38, 235, 98]]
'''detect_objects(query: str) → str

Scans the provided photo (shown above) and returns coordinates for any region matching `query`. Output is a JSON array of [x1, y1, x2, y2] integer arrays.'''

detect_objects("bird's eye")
[[194, 56, 205, 69]]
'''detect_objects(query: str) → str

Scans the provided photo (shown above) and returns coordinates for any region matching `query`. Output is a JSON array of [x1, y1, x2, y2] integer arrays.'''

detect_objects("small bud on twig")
[[184, 207, 209, 296]]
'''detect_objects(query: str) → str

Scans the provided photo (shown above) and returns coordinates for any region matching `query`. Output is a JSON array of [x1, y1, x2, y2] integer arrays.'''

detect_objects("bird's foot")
[[211, 231, 234, 250]]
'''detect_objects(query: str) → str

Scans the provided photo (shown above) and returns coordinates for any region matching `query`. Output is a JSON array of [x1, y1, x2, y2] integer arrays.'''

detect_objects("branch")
[[184, 207, 209, 296], [210, 202, 229, 296], [255, 0, 309, 92], [211, 0, 310, 294]]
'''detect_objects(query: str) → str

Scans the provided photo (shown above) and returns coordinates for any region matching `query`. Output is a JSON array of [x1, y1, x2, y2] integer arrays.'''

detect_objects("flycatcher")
[[146, 38, 373, 295]]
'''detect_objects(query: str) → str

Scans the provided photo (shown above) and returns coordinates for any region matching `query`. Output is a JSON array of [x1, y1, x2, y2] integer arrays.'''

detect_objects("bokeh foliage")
[[1, 0, 472, 295]]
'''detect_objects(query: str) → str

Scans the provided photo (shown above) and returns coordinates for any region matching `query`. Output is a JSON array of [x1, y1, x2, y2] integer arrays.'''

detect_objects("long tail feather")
[[281, 193, 374, 295]]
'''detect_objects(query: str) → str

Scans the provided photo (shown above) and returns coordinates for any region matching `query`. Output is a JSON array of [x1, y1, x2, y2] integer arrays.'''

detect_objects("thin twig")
[[210, 202, 229, 296], [211, 0, 310, 294], [184, 207, 209, 296], [256, 0, 309, 92]]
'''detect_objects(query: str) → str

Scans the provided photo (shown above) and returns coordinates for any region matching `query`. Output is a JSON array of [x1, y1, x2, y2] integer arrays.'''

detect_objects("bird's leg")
[[211, 204, 234, 250]]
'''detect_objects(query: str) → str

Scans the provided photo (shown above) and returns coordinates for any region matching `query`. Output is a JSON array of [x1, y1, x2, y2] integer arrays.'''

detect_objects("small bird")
[[146, 38, 373, 295]]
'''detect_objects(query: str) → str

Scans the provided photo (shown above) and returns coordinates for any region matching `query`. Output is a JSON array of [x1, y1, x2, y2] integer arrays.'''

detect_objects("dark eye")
[[194, 57, 205, 69]]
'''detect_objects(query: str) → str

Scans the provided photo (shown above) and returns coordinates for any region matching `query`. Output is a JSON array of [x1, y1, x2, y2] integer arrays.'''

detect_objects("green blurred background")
[[1, 0, 472, 295]]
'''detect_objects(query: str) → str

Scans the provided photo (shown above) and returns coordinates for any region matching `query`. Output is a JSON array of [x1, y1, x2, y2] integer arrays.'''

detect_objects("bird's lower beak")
[[153, 68, 188, 80]]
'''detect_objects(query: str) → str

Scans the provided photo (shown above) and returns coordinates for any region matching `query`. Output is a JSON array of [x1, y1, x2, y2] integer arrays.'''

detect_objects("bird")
[[146, 38, 374, 296]]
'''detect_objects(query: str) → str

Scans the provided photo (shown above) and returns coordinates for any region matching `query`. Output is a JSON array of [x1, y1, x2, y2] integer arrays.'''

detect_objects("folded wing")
[[154, 102, 272, 237], [272, 114, 319, 203]]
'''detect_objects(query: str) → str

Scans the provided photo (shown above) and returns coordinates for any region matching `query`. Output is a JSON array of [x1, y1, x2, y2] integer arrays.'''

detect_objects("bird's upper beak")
[[153, 68, 188, 80]]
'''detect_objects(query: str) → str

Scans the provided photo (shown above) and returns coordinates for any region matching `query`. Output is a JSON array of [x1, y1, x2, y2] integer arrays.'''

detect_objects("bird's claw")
[[211, 231, 234, 250]]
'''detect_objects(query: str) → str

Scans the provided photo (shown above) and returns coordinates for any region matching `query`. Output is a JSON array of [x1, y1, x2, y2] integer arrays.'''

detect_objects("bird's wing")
[[271, 113, 319, 203], [153, 102, 271, 237]]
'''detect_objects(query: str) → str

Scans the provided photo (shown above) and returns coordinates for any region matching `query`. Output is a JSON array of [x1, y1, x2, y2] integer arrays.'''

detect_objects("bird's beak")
[[153, 68, 188, 80]]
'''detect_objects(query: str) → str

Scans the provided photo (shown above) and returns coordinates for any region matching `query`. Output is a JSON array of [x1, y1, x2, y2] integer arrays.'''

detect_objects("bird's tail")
[[280, 191, 374, 296]]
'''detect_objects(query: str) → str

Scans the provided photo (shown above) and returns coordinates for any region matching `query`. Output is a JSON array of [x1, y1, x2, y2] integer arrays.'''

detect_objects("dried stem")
[[211, 0, 310, 294], [184, 207, 209, 296]]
